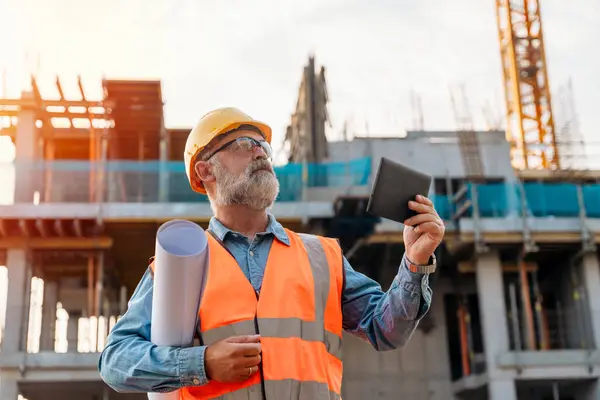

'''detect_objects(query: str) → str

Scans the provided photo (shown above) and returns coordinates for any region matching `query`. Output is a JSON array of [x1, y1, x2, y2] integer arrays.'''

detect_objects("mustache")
[[247, 159, 273, 174]]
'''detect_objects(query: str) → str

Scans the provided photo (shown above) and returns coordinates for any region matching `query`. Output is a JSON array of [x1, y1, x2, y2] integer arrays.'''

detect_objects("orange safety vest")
[[169, 228, 345, 399]]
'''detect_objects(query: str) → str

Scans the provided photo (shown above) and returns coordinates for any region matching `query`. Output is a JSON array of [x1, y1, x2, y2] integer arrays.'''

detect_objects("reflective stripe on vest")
[[181, 229, 344, 400], [193, 381, 341, 400], [201, 318, 342, 359]]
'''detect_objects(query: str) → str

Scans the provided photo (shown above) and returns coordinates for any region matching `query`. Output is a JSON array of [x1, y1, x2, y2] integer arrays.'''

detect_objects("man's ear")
[[194, 160, 216, 185]]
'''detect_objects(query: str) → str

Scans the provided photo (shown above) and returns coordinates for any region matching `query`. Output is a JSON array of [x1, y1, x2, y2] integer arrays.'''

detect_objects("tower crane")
[[495, 0, 559, 170]]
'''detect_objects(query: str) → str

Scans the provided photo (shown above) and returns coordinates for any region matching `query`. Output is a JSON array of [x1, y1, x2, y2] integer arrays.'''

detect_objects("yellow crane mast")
[[496, 0, 559, 170]]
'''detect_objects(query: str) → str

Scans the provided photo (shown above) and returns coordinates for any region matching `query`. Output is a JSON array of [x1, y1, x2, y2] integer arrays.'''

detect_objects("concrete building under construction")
[[0, 51, 599, 400]]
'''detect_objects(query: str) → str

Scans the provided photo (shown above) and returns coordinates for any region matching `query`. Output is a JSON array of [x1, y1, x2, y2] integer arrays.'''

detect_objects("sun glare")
[[0, 137, 15, 205], [0, 137, 15, 162]]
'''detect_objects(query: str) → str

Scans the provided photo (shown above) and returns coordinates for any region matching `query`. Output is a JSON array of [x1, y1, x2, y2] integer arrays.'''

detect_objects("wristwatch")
[[406, 254, 437, 274]]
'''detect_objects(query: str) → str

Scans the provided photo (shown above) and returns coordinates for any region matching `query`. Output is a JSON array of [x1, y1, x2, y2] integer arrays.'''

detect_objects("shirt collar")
[[208, 213, 290, 246]]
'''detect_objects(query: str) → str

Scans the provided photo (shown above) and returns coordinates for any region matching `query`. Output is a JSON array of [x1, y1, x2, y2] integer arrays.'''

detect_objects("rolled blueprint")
[[148, 219, 209, 400]]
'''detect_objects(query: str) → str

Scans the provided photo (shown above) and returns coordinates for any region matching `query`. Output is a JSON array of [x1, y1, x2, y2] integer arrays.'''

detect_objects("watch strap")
[[406, 253, 437, 274]]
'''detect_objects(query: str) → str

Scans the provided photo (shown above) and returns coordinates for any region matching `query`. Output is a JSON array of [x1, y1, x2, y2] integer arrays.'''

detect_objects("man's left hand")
[[403, 195, 445, 265]]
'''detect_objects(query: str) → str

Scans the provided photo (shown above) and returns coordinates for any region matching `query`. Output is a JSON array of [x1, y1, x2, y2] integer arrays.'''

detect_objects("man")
[[98, 107, 445, 399]]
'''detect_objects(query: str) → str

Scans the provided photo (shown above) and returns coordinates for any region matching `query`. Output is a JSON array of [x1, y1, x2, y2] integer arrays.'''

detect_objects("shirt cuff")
[[398, 254, 433, 319], [397, 254, 428, 293], [178, 346, 209, 387]]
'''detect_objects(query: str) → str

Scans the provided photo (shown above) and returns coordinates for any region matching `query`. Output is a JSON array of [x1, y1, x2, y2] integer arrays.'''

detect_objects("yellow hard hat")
[[184, 107, 272, 194]]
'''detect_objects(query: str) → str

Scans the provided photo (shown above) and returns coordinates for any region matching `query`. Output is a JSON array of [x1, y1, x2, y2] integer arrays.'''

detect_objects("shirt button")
[[192, 378, 200, 385], [249, 251, 254, 256]]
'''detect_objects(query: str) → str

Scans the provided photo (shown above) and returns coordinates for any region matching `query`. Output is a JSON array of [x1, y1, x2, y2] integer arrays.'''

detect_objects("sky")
[[0, 0, 598, 160]]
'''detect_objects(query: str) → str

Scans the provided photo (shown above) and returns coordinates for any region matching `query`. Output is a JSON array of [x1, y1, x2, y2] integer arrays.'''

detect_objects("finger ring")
[[247, 366, 252, 376]]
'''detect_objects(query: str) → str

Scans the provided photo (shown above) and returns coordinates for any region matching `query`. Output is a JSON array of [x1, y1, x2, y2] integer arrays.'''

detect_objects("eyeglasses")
[[208, 136, 273, 160]]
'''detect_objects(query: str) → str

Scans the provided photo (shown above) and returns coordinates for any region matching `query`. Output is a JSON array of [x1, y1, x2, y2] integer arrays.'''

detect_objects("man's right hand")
[[204, 335, 262, 383]]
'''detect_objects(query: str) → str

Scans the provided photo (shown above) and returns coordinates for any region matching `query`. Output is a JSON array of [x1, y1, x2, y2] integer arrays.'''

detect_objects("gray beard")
[[211, 158, 280, 211]]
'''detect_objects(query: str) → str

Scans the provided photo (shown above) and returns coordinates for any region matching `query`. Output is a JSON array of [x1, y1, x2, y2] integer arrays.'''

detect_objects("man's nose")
[[252, 145, 267, 160]]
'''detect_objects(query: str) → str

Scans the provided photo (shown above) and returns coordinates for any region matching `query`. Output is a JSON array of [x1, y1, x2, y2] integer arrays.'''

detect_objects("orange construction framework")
[[495, 0, 559, 170]]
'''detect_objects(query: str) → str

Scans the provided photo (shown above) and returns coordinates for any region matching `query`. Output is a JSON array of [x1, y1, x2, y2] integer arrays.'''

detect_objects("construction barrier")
[[1, 157, 373, 203], [2, 159, 600, 219], [433, 181, 600, 220]]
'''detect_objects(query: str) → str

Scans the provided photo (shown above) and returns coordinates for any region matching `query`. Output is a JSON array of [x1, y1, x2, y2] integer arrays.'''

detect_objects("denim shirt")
[[98, 215, 432, 393]]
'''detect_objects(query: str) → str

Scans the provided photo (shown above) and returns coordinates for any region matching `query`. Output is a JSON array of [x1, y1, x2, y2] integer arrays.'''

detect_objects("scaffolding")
[[554, 78, 589, 170]]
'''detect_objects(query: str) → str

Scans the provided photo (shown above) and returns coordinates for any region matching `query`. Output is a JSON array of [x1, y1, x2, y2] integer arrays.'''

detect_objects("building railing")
[[2, 158, 600, 220], [433, 181, 600, 220], [506, 306, 595, 352], [0, 305, 117, 355], [0, 158, 373, 204], [455, 305, 597, 381]]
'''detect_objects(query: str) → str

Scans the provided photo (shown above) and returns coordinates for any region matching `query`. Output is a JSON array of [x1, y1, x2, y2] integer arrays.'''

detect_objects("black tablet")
[[366, 157, 433, 223]]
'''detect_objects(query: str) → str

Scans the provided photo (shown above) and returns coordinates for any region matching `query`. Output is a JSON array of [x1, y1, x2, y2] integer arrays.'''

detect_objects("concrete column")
[[66, 309, 80, 353], [475, 251, 517, 400], [59, 283, 86, 352], [488, 380, 517, 400], [158, 126, 169, 202], [40, 280, 58, 351], [14, 91, 40, 203], [97, 124, 108, 204], [106, 170, 119, 202], [119, 285, 128, 315], [1, 249, 30, 354], [98, 295, 111, 351], [580, 253, 600, 349], [0, 375, 18, 400], [573, 379, 600, 400]]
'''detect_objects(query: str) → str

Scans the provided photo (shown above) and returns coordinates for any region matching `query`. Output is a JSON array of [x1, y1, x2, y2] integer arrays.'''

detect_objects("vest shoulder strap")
[[290, 230, 346, 305]]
